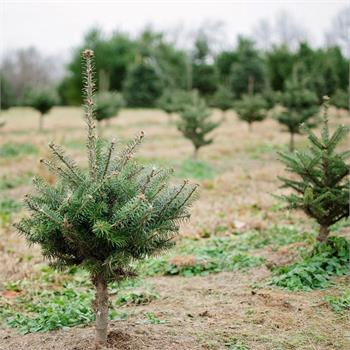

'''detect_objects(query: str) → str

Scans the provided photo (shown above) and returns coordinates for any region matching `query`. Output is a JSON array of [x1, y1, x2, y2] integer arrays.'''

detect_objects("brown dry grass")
[[0, 106, 349, 350]]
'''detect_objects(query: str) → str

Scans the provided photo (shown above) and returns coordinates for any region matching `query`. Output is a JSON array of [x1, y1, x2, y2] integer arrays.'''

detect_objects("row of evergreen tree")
[[1, 28, 348, 110]]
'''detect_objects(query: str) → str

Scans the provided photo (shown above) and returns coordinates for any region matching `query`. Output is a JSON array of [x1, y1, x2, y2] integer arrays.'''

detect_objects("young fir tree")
[[278, 97, 349, 243], [157, 89, 179, 121], [27, 90, 58, 131], [94, 91, 125, 131], [234, 93, 268, 131], [16, 49, 198, 348], [211, 85, 233, 119], [275, 76, 320, 151], [177, 91, 220, 158]]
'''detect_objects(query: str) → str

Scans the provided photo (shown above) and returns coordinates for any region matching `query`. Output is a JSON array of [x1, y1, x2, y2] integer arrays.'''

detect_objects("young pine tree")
[[27, 90, 58, 131], [177, 91, 220, 158], [157, 89, 179, 121], [278, 97, 349, 243], [211, 85, 233, 119], [234, 94, 267, 131], [275, 77, 319, 151], [94, 91, 125, 132], [16, 49, 198, 348]]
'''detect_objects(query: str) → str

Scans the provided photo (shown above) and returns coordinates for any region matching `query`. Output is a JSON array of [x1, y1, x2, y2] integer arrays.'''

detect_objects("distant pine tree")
[[94, 91, 124, 133], [234, 94, 268, 131], [177, 91, 220, 158], [211, 85, 233, 119], [275, 75, 319, 151], [27, 89, 59, 131], [16, 49, 198, 348], [278, 97, 349, 242]]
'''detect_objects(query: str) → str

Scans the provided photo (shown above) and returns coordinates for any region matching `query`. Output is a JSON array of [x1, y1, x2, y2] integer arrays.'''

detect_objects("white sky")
[[0, 0, 348, 59]]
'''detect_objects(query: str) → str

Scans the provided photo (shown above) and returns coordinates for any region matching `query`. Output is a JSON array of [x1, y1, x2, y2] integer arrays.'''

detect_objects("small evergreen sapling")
[[234, 94, 267, 131], [275, 77, 319, 151], [94, 91, 125, 130], [211, 85, 233, 119], [278, 97, 349, 242], [16, 50, 198, 348], [177, 91, 219, 158], [27, 90, 58, 131]]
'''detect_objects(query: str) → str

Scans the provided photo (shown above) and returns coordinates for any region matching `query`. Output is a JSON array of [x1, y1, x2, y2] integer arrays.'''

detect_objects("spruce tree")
[[278, 97, 349, 242], [94, 91, 125, 131], [27, 89, 58, 131], [16, 49, 198, 348], [211, 85, 233, 119], [275, 76, 319, 151], [234, 94, 267, 131], [157, 89, 179, 120], [177, 91, 219, 158]]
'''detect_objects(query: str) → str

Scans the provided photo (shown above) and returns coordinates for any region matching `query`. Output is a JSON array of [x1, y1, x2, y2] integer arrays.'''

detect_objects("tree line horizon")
[[1, 22, 349, 111]]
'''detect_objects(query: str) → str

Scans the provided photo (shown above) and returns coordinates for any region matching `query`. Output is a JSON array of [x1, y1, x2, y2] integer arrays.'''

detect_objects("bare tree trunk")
[[93, 275, 109, 349], [193, 147, 198, 159], [39, 113, 44, 132], [289, 132, 295, 151], [317, 225, 329, 243], [248, 122, 253, 132]]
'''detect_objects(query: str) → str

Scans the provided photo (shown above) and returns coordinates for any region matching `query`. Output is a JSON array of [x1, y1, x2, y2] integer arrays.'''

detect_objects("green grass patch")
[[176, 159, 215, 180], [0, 197, 22, 225], [324, 289, 350, 313], [270, 236, 349, 291], [0, 172, 33, 190], [0, 143, 37, 159]]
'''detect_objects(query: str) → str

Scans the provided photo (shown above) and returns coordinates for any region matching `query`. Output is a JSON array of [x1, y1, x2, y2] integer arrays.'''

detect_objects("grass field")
[[0, 106, 349, 350]]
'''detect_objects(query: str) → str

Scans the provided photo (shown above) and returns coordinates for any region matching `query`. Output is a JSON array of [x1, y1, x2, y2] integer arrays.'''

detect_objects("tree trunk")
[[317, 225, 329, 243], [289, 132, 295, 152], [39, 113, 44, 132], [221, 110, 226, 122], [248, 75, 255, 96], [248, 122, 253, 132], [93, 275, 109, 349], [193, 147, 199, 159]]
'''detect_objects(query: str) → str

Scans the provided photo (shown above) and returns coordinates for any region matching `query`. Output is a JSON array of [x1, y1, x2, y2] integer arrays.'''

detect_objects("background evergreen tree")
[[27, 89, 59, 131], [278, 97, 349, 242], [234, 94, 268, 131], [230, 37, 266, 97], [332, 89, 349, 110], [123, 60, 163, 107], [177, 91, 219, 158], [16, 49, 198, 348], [94, 91, 125, 131], [275, 71, 319, 151], [211, 85, 233, 118]]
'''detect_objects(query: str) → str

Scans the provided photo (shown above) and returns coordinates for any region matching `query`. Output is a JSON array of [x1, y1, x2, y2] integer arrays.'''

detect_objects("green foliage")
[[94, 91, 125, 122], [331, 89, 349, 110], [0, 73, 16, 110], [192, 63, 219, 96], [271, 236, 350, 291], [123, 60, 163, 107], [2, 286, 95, 334], [230, 37, 266, 97], [234, 94, 268, 130], [0, 143, 37, 159], [211, 85, 233, 112], [278, 99, 349, 240], [26, 89, 58, 115], [274, 72, 319, 150], [325, 290, 350, 313], [177, 92, 220, 157], [16, 50, 198, 284], [116, 289, 159, 306]]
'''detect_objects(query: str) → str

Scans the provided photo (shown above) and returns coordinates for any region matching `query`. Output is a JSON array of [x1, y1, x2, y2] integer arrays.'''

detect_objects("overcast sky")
[[0, 0, 348, 59]]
